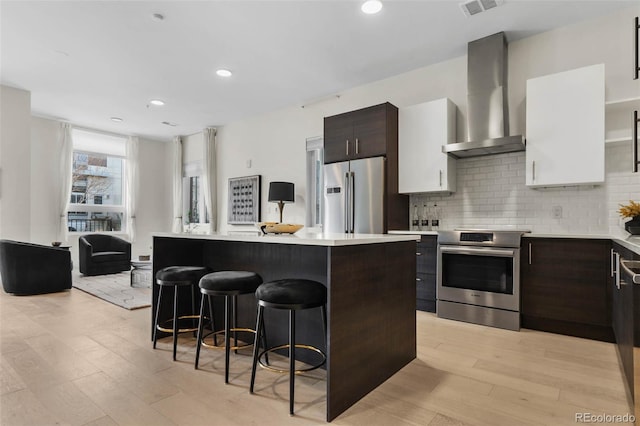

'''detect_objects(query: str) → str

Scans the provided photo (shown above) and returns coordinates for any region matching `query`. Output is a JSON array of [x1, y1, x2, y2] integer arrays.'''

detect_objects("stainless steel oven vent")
[[443, 31, 525, 158]]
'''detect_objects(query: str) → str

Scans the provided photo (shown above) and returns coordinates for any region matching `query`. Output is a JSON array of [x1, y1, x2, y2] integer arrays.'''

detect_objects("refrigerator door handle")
[[344, 172, 350, 233], [350, 171, 355, 233]]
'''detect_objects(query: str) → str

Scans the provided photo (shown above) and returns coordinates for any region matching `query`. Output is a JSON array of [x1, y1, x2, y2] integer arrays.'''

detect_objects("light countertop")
[[389, 230, 640, 255], [153, 231, 420, 247]]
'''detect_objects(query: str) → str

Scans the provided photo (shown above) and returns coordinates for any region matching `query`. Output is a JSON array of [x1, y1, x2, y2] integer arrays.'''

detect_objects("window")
[[67, 129, 126, 233], [305, 136, 324, 228], [182, 162, 209, 226]]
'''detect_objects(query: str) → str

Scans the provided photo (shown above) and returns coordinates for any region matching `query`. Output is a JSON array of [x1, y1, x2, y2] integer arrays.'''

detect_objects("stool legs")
[[153, 283, 199, 361], [289, 310, 296, 415], [152, 285, 164, 349], [249, 305, 264, 393], [196, 293, 262, 384], [173, 286, 179, 360], [224, 295, 232, 383], [195, 295, 206, 369], [250, 305, 324, 415]]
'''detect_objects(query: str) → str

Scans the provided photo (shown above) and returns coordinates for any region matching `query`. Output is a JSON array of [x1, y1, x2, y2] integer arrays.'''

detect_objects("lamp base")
[[277, 201, 285, 223]]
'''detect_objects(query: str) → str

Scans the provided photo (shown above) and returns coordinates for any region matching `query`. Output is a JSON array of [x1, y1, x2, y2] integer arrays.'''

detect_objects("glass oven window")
[[442, 253, 514, 295]]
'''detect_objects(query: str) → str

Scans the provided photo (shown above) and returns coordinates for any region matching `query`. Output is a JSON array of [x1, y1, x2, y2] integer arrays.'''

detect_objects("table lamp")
[[268, 181, 294, 223]]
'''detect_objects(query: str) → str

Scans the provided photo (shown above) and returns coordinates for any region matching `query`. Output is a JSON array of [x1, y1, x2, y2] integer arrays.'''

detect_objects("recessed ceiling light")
[[216, 69, 232, 77], [149, 99, 165, 106], [361, 0, 383, 14], [110, 117, 123, 122]]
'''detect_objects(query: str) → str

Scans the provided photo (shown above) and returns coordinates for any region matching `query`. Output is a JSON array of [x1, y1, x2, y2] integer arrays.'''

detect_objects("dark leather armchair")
[[79, 234, 131, 276], [0, 240, 72, 295]]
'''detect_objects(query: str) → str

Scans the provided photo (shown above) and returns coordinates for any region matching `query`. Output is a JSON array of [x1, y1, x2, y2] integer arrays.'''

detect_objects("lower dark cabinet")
[[416, 235, 437, 312], [520, 237, 613, 342], [612, 242, 639, 411]]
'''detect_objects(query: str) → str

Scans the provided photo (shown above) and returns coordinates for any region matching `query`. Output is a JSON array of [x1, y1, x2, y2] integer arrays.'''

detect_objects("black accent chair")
[[79, 234, 131, 276], [0, 240, 72, 295]]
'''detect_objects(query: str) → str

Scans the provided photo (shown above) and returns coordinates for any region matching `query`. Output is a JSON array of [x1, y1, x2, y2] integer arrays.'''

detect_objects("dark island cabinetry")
[[416, 235, 437, 312], [520, 237, 613, 342]]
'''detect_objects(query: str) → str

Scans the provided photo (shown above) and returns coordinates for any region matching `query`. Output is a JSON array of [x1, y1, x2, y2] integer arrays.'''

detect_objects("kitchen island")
[[151, 231, 418, 421]]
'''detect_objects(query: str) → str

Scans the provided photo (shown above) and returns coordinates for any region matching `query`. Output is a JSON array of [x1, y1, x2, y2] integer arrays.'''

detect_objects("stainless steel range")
[[437, 229, 529, 331]]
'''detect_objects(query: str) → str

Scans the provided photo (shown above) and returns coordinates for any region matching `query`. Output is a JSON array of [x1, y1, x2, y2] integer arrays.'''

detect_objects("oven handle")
[[439, 246, 516, 257], [620, 259, 640, 284]]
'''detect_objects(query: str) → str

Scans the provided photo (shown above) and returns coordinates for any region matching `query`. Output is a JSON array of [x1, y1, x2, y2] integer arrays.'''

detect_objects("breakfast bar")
[[151, 231, 417, 421]]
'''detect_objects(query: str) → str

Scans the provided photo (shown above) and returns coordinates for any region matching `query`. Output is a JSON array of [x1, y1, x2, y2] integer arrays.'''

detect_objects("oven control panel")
[[460, 232, 494, 243], [437, 229, 528, 248]]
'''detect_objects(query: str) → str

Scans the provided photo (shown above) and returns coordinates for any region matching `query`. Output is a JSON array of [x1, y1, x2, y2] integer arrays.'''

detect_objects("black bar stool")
[[195, 270, 265, 383], [249, 278, 327, 415], [153, 266, 211, 361]]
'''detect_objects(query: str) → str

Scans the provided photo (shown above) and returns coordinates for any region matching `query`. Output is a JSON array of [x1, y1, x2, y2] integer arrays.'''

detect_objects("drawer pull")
[[416, 278, 422, 282], [416, 252, 422, 256]]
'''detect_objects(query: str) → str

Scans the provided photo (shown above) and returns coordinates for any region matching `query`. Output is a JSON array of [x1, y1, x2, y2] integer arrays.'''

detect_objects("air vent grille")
[[460, 0, 503, 17]]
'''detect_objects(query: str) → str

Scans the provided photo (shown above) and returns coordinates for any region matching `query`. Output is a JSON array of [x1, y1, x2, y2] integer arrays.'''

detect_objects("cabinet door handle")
[[635, 16, 639, 80], [416, 252, 422, 256], [416, 278, 422, 282], [611, 249, 616, 277], [528, 242, 532, 265], [355, 138, 359, 154], [634, 110, 639, 173], [615, 252, 621, 290], [532, 161, 536, 182], [346, 139, 349, 156]]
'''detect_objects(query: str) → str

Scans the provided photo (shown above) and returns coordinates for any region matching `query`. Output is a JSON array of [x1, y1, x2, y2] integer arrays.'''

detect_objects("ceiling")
[[1, 1, 634, 142]]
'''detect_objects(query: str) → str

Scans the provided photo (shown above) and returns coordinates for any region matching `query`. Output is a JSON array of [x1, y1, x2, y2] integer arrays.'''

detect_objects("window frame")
[[67, 129, 128, 234]]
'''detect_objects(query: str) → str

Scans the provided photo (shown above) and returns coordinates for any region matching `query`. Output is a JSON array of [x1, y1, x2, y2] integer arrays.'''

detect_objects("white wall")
[[131, 137, 173, 258], [30, 117, 62, 244], [208, 6, 638, 235], [0, 86, 31, 241]]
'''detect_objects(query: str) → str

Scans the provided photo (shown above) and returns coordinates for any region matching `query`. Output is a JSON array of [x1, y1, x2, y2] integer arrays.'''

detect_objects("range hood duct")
[[443, 32, 525, 158]]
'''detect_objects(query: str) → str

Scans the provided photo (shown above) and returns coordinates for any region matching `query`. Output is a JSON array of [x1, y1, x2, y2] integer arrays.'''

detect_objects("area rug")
[[72, 271, 151, 310]]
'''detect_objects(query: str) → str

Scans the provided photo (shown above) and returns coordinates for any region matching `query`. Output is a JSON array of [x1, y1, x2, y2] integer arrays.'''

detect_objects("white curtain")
[[126, 136, 139, 242], [172, 136, 183, 233], [57, 122, 73, 242], [202, 127, 217, 233]]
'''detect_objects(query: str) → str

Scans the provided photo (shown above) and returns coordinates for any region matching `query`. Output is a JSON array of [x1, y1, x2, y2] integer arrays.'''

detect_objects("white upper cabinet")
[[525, 63, 605, 187], [399, 98, 456, 194]]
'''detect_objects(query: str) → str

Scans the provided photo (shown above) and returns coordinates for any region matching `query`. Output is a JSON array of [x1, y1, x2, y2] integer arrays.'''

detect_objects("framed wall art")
[[227, 175, 261, 224]]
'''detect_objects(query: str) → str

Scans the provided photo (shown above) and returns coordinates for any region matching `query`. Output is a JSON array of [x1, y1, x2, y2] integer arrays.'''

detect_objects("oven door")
[[437, 245, 520, 312]]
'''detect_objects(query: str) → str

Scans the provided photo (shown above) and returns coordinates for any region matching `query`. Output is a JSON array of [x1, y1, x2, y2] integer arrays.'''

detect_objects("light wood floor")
[[0, 286, 632, 426]]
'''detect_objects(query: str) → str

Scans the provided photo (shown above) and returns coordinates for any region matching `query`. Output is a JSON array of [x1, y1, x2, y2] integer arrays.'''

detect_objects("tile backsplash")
[[409, 144, 639, 236]]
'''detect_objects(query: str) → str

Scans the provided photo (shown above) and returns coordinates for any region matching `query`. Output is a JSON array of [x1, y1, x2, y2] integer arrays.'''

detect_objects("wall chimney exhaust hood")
[[443, 32, 525, 158]]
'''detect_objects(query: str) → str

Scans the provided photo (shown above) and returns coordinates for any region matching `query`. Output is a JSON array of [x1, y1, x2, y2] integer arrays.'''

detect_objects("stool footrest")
[[258, 344, 326, 374], [156, 315, 201, 333], [201, 328, 256, 351]]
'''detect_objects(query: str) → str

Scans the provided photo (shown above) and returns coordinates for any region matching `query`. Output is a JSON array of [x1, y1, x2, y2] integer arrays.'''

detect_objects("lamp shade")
[[268, 181, 295, 203]]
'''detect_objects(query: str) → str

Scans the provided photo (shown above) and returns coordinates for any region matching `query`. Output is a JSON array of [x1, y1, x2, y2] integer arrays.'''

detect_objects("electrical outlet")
[[552, 205, 563, 219]]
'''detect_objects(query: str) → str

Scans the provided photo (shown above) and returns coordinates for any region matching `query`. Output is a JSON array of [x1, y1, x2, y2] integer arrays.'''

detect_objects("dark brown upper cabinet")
[[324, 102, 397, 164]]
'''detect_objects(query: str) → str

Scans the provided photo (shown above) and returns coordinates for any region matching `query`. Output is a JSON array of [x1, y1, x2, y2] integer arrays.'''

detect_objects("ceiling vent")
[[460, 0, 504, 17]]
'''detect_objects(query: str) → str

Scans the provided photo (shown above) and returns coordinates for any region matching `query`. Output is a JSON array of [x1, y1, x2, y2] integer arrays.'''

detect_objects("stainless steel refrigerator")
[[323, 156, 385, 234]]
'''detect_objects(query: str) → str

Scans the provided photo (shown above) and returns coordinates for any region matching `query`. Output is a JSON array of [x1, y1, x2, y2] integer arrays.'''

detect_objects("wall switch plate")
[[552, 205, 563, 219]]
